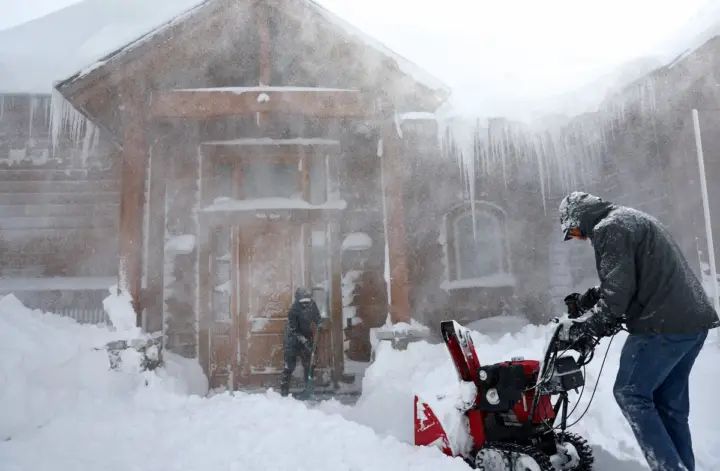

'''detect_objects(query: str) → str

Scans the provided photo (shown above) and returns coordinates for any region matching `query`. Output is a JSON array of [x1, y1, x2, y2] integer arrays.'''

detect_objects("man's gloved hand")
[[297, 335, 310, 349], [564, 287, 601, 319], [318, 318, 329, 330], [585, 316, 622, 338], [564, 293, 583, 318], [567, 321, 589, 343]]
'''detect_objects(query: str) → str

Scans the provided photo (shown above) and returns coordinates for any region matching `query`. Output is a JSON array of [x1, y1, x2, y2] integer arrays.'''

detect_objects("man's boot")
[[280, 369, 291, 397]]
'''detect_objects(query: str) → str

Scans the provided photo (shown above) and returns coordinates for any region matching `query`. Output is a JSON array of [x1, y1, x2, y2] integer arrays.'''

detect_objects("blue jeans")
[[613, 331, 707, 471]]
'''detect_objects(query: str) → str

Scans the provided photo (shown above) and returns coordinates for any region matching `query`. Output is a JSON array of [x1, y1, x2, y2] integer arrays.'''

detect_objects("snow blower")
[[415, 319, 619, 470]]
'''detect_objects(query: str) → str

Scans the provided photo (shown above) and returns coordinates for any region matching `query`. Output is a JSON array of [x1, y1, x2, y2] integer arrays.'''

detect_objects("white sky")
[[1, 0, 715, 118]]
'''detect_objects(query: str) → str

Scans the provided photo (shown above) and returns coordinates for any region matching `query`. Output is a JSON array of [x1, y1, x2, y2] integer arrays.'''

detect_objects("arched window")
[[444, 203, 513, 288]]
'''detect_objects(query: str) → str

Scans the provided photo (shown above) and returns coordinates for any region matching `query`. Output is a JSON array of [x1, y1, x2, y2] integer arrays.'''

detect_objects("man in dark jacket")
[[560, 192, 718, 471], [280, 287, 322, 398]]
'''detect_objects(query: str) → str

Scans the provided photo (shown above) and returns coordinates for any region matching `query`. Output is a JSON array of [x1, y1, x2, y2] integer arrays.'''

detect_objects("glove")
[[296, 335, 310, 349], [567, 321, 589, 343], [564, 293, 583, 319], [584, 315, 621, 338], [564, 288, 601, 319], [318, 318, 329, 330]]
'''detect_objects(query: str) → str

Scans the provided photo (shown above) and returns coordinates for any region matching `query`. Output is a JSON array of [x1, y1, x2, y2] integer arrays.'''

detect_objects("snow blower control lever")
[[414, 318, 616, 470]]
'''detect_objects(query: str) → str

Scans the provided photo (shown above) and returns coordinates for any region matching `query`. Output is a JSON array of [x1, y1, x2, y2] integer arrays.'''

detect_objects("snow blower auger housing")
[[415, 320, 601, 470]]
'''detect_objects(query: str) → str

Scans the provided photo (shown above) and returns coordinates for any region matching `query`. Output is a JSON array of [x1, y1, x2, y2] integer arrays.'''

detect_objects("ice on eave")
[[202, 137, 340, 147], [174, 86, 358, 94], [399, 112, 437, 122], [201, 197, 347, 212]]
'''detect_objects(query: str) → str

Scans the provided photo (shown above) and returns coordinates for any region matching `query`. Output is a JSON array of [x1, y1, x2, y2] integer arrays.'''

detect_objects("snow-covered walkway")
[[1, 294, 718, 470]]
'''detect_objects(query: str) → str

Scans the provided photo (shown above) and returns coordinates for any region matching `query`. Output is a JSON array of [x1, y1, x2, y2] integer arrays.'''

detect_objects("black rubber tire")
[[558, 433, 594, 470]]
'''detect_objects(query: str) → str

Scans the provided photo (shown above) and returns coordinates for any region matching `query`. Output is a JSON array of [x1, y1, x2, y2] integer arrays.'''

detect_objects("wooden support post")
[[328, 220, 344, 386], [144, 139, 167, 332], [118, 90, 149, 326], [381, 120, 411, 324], [257, 2, 271, 128]]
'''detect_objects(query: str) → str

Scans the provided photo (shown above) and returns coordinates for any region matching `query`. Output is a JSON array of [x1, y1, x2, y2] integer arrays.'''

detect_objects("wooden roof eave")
[[54, 0, 449, 134]]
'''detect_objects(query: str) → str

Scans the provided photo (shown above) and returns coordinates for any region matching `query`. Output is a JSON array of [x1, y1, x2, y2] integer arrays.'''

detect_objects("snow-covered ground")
[[1, 296, 718, 470]]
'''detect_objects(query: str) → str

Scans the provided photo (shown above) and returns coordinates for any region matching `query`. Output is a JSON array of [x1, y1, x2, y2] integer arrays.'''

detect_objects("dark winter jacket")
[[560, 192, 719, 335], [285, 288, 321, 345]]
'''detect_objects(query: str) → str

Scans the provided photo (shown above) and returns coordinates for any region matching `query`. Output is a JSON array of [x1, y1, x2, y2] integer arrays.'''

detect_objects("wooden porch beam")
[[118, 89, 150, 326], [201, 140, 340, 162], [150, 88, 375, 119], [381, 121, 411, 324]]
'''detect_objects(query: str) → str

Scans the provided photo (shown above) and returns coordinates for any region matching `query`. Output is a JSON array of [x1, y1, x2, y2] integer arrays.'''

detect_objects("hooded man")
[[280, 287, 322, 398], [559, 191, 718, 471]]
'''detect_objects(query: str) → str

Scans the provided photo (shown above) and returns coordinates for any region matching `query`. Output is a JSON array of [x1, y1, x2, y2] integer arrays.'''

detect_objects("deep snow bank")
[[0, 295, 467, 471], [330, 318, 720, 470]]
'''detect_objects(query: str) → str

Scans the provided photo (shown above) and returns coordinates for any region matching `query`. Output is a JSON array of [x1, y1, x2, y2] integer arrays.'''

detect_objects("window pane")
[[454, 212, 503, 279], [242, 161, 299, 198]]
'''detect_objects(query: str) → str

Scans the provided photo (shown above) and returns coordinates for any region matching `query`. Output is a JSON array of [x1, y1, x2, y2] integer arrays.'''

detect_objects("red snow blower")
[[415, 319, 618, 470]]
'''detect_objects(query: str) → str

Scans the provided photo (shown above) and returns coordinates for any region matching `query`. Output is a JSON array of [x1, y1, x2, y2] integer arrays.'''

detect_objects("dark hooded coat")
[[559, 192, 719, 335], [284, 288, 321, 346]]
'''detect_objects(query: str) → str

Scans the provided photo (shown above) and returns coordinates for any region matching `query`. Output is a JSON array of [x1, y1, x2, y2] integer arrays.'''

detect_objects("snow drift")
[[0, 295, 466, 471], [1, 295, 718, 470]]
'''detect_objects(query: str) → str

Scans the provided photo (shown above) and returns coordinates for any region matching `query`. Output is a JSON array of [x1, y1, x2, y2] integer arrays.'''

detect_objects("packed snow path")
[[1, 295, 718, 470]]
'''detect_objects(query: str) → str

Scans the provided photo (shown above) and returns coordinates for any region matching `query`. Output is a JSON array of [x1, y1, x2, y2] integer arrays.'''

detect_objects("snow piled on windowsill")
[[165, 234, 196, 254], [440, 273, 516, 291], [341, 232, 373, 251]]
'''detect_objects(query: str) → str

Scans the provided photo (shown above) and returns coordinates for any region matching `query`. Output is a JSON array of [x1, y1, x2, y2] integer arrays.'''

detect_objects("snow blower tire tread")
[[475, 442, 554, 471], [559, 433, 594, 470]]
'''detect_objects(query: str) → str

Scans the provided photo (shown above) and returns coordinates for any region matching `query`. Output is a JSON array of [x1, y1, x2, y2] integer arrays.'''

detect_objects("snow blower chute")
[[415, 319, 617, 470]]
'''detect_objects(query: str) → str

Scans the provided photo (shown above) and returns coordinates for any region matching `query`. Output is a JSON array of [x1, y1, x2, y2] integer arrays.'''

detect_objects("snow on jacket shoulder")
[[589, 205, 718, 334]]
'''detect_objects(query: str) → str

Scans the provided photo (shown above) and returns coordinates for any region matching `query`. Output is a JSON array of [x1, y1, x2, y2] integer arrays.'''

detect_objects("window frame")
[[444, 201, 512, 283]]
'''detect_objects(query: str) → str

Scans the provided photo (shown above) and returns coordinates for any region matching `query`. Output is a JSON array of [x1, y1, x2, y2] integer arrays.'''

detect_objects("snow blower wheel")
[[553, 433, 594, 470], [474, 443, 553, 471]]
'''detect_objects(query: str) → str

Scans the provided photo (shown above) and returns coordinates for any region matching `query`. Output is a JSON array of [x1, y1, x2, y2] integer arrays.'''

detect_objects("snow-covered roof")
[[0, 0, 206, 94], [0, 0, 448, 97]]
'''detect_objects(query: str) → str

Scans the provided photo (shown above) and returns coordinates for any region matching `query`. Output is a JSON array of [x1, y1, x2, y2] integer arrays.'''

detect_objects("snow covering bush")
[[0, 294, 207, 443]]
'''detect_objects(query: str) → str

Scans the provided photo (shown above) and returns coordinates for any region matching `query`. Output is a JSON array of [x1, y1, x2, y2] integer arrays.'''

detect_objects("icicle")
[[28, 96, 38, 143], [80, 121, 98, 167], [50, 88, 90, 157], [533, 136, 547, 215]]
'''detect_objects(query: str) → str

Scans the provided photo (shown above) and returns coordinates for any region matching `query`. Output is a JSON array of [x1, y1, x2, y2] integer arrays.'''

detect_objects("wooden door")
[[236, 223, 300, 385]]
